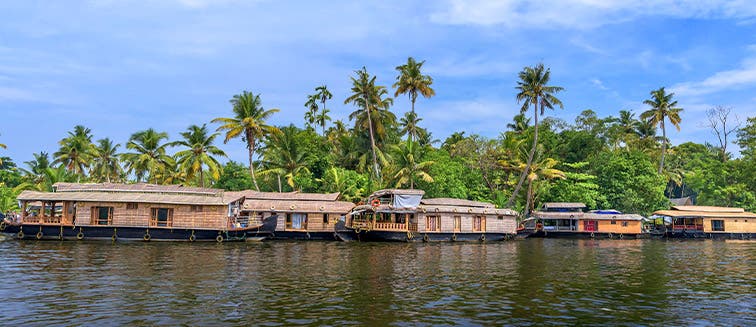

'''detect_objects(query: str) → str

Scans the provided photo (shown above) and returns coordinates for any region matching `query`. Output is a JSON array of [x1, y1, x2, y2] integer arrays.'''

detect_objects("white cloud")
[[591, 78, 608, 90], [671, 56, 756, 96], [426, 55, 517, 77], [430, 0, 756, 29]]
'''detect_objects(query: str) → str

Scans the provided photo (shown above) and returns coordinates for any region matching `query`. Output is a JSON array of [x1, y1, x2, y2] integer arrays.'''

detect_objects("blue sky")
[[1, 0, 755, 165]]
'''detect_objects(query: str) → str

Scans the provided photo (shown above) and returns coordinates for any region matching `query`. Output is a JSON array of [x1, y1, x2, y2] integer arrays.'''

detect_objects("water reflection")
[[0, 239, 753, 326]]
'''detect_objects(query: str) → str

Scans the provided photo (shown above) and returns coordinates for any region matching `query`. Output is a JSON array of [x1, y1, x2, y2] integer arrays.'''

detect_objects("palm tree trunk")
[[199, 166, 204, 188], [659, 119, 666, 174], [247, 133, 260, 191], [507, 100, 539, 208], [525, 180, 533, 216], [365, 94, 380, 180], [409, 96, 416, 144], [277, 174, 282, 192]]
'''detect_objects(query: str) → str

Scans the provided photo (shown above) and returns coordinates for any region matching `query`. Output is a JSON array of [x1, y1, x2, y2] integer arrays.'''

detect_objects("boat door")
[[584, 220, 597, 232]]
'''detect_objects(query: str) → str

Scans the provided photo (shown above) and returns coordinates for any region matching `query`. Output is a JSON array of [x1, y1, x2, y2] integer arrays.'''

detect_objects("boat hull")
[[524, 230, 648, 239], [0, 223, 272, 242], [348, 229, 515, 242], [665, 231, 754, 240]]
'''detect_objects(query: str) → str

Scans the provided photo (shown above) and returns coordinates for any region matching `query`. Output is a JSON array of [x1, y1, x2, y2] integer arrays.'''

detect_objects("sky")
[[1, 0, 756, 165]]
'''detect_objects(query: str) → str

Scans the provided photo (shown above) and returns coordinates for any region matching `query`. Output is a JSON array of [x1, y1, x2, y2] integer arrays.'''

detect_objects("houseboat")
[[227, 190, 355, 240], [652, 205, 756, 239], [343, 189, 518, 242], [0, 182, 276, 242], [522, 203, 646, 239]]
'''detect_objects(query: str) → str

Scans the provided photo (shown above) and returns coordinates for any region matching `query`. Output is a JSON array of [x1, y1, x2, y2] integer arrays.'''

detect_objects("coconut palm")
[[507, 63, 564, 208], [121, 128, 173, 183], [170, 124, 227, 187], [53, 125, 95, 180], [524, 149, 566, 215], [258, 126, 311, 191], [391, 140, 434, 189], [91, 138, 122, 183], [212, 91, 281, 191], [641, 87, 683, 174], [399, 111, 423, 141], [21, 152, 51, 184], [393, 57, 435, 143], [345, 67, 393, 180]]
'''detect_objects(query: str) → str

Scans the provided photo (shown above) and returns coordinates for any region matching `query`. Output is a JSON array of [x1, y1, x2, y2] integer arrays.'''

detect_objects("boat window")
[[711, 220, 725, 231], [286, 213, 307, 230], [473, 216, 486, 232], [621, 221, 628, 227], [426, 215, 440, 232], [453, 216, 461, 232], [190, 205, 203, 212], [150, 208, 173, 227], [126, 203, 138, 210], [92, 206, 113, 225], [322, 213, 329, 224], [611, 220, 617, 225]]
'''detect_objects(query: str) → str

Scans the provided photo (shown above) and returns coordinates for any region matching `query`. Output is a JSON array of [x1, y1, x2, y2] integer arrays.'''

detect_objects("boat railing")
[[542, 225, 577, 231], [373, 222, 406, 230]]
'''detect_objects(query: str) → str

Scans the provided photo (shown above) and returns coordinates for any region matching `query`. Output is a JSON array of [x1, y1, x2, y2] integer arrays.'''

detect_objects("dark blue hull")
[[665, 231, 754, 240], [0, 223, 271, 242], [268, 231, 341, 241], [526, 230, 647, 239], [348, 229, 515, 242]]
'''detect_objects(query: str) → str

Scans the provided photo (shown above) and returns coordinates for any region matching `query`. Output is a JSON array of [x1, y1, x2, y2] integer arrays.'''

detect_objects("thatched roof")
[[669, 197, 693, 206], [370, 189, 425, 198], [542, 202, 586, 209], [241, 199, 354, 213], [583, 212, 645, 221], [225, 190, 340, 202], [420, 198, 495, 208], [18, 190, 229, 206], [532, 211, 584, 219], [654, 206, 756, 218], [351, 204, 517, 216], [53, 182, 222, 196], [672, 205, 744, 213]]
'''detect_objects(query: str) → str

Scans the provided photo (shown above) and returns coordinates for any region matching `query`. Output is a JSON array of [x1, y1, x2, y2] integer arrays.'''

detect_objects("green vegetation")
[[1, 60, 754, 216]]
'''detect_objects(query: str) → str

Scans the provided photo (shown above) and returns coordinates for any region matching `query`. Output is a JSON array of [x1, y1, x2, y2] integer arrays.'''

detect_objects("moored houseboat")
[[522, 203, 646, 239], [0, 182, 275, 242], [343, 189, 518, 242], [227, 190, 355, 240], [652, 205, 756, 239]]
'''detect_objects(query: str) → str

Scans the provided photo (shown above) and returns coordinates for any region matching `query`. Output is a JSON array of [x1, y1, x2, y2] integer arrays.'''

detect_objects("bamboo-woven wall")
[[74, 202, 227, 229]]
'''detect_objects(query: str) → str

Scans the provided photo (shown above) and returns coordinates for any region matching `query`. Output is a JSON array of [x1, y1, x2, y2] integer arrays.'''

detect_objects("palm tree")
[[641, 87, 683, 174], [53, 125, 95, 180], [21, 152, 51, 184], [523, 149, 566, 215], [258, 125, 311, 191], [506, 113, 531, 134], [345, 67, 393, 180], [507, 63, 564, 208], [212, 91, 281, 191], [399, 111, 423, 141], [91, 138, 122, 183], [304, 94, 319, 130], [393, 57, 435, 143], [314, 85, 332, 134], [170, 124, 227, 187], [391, 140, 434, 189], [121, 128, 173, 183]]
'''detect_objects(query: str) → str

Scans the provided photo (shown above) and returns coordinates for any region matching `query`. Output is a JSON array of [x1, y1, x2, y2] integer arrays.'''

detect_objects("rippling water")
[[0, 239, 753, 326]]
